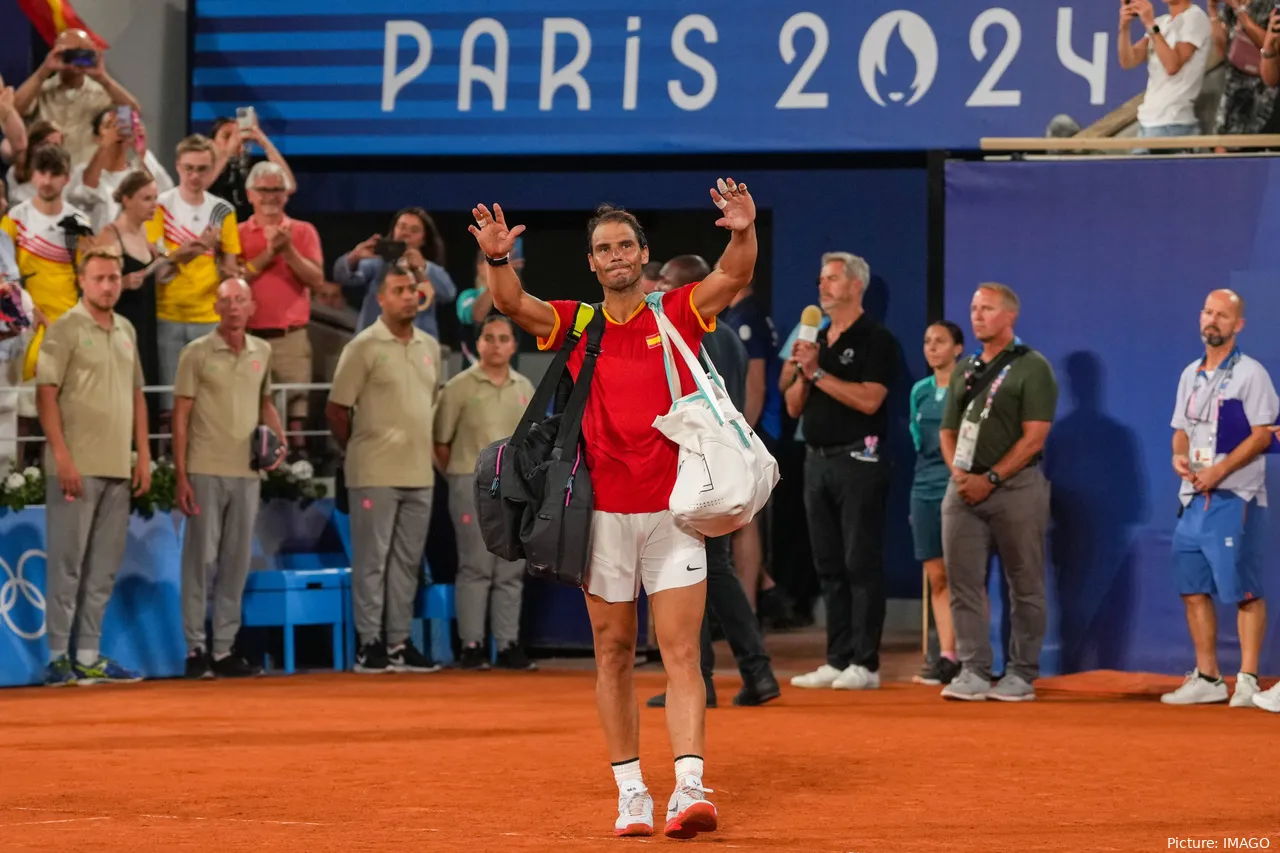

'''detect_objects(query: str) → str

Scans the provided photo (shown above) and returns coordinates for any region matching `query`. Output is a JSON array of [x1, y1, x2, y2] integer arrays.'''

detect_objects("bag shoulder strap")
[[510, 303, 594, 446], [958, 344, 1029, 411], [552, 305, 605, 454]]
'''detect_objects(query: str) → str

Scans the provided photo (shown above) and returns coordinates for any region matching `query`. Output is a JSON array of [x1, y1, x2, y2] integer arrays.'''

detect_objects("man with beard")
[[938, 283, 1058, 703], [1161, 289, 1276, 708], [468, 179, 756, 840], [36, 247, 151, 685]]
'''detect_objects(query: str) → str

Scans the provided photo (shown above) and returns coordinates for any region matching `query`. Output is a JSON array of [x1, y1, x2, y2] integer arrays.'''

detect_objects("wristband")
[[484, 254, 510, 267]]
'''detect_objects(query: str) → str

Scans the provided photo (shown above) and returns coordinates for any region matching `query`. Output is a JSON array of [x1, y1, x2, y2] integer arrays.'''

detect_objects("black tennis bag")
[[474, 304, 604, 586]]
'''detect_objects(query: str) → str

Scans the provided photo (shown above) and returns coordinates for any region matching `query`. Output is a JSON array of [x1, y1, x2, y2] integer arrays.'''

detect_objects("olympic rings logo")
[[0, 549, 47, 641]]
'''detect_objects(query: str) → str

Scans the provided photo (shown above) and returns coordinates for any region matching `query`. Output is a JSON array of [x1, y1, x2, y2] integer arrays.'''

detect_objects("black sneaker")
[[733, 671, 781, 706], [458, 643, 490, 671], [184, 649, 212, 680], [494, 644, 537, 671], [354, 640, 391, 674], [387, 639, 441, 673], [211, 651, 263, 678], [913, 656, 961, 686], [647, 682, 718, 709]]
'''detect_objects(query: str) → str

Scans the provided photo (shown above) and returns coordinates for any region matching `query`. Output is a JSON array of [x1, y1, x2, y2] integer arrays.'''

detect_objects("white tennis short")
[[584, 510, 707, 603]]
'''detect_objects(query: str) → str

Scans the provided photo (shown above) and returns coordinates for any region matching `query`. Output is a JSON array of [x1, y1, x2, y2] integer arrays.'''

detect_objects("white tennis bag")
[[647, 294, 779, 538]]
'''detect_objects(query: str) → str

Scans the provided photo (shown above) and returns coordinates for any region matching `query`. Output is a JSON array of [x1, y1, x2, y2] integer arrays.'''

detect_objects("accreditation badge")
[[953, 420, 980, 472]]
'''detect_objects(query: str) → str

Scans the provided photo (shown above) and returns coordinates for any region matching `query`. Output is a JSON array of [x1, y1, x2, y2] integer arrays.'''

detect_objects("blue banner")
[[190, 0, 1128, 155]]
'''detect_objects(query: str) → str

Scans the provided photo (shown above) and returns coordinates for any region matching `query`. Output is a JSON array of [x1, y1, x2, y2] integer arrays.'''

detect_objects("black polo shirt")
[[801, 313, 898, 448]]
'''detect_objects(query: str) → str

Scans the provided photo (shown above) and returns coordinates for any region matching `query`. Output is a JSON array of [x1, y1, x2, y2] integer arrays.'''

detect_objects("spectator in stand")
[[0, 79, 27, 176], [206, 115, 296, 223], [92, 170, 173, 404], [6, 120, 63, 208], [1119, 0, 1213, 143], [0, 145, 90, 324], [69, 107, 173, 232], [238, 162, 323, 452], [640, 261, 663, 293], [11, 30, 141, 167], [434, 316, 537, 671], [333, 207, 456, 341], [154, 134, 241, 421], [1210, 0, 1279, 135], [1257, 8, 1280, 86]]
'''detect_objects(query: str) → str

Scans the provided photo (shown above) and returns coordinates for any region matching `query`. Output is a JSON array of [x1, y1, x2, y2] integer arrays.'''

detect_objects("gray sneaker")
[[940, 668, 991, 701], [988, 673, 1036, 702]]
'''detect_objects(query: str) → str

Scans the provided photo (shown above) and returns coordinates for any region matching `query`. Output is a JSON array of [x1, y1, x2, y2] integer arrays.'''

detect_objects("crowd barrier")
[[946, 153, 1280, 675]]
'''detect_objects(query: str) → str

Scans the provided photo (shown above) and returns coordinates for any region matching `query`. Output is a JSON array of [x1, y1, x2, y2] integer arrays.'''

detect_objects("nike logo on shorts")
[[685, 565, 704, 572]]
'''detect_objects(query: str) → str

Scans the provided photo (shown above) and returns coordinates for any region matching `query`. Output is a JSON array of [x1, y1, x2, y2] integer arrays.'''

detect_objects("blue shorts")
[[1172, 492, 1266, 604], [910, 496, 944, 562]]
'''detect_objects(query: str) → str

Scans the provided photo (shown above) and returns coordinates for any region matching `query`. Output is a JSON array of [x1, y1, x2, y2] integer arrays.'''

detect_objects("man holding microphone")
[[173, 278, 285, 679]]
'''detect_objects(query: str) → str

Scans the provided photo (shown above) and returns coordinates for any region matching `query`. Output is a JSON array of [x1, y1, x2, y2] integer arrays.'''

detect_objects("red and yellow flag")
[[15, 0, 109, 50]]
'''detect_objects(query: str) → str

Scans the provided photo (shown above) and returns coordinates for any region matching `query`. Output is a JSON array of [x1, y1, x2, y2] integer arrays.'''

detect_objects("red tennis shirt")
[[538, 283, 713, 514]]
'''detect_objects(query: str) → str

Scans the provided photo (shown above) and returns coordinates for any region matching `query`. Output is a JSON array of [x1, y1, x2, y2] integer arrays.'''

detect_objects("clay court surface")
[[3, 642, 1278, 853]]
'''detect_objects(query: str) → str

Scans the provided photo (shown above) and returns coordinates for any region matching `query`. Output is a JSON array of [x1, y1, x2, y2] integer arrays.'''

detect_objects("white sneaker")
[[1252, 680, 1280, 713], [614, 781, 653, 837], [790, 664, 842, 689], [664, 775, 717, 840], [832, 664, 880, 690], [1160, 669, 1228, 705], [1230, 673, 1260, 708]]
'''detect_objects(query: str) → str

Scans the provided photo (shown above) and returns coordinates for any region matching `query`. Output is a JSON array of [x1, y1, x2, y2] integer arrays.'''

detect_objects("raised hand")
[[710, 177, 756, 232], [468, 203, 526, 260]]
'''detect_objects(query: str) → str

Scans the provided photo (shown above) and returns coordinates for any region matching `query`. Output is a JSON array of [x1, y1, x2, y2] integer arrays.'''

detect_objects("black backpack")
[[473, 304, 604, 587]]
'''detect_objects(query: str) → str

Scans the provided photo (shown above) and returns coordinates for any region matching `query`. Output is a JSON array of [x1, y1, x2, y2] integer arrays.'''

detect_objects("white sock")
[[76, 648, 99, 667], [612, 759, 644, 790], [674, 755, 703, 783], [49, 648, 68, 663]]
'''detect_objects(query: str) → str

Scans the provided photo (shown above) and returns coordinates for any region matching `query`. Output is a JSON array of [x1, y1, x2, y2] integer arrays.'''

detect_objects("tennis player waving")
[[469, 179, 756, 839]]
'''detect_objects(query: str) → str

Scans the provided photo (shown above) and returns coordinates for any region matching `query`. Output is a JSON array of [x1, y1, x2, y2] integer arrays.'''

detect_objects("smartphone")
[[115, 105, 134, 130], [235, 106, 257, 131], [373, 238, 407, 262], [61, 48, 96, 68]]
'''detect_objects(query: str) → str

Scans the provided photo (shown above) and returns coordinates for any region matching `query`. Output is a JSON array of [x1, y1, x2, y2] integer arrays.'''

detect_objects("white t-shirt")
[[1137, 5, 1212, 128], [67, 150, 175, 232]]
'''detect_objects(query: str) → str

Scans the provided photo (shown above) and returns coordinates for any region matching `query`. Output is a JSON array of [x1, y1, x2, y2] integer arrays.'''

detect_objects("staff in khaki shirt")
[[433, 315, 536, 671], [35, 247, 151, 687], [326, 266, 442, 676], [173, 278, 286, 680]]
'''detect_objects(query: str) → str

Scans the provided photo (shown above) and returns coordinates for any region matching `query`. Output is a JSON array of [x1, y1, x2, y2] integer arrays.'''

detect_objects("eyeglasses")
[[178, 164, 211, 174], [251, 187, 286, 195]]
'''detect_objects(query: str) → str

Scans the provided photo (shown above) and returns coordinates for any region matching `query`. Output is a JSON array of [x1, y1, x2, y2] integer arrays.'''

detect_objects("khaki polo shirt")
[[174, 331, 273, 478], [435, 364, 534, 475], [36, 301, 143, 479], [329, 318, 441, 489]]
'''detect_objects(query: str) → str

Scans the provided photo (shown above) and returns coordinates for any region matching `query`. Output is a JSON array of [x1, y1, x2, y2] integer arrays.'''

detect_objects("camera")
[[61, 48, 97, 68], [374, 238, 407, 262]]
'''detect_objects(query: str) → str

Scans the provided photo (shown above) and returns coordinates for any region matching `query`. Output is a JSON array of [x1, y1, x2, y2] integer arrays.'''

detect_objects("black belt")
[[806, 441, 868, 458], [252, 325, 306, 339]]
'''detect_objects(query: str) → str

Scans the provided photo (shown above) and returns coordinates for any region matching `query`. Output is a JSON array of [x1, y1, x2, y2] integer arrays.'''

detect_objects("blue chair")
[[413, 583, 457, 664], [241, 569, 346, 674]]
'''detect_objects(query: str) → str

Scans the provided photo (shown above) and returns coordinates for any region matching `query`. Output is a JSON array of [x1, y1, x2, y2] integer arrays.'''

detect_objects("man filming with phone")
[[1118, 0, 1212, 143], [12, 30, 141, 168], [207, 109, 296, 223], [333, 207, 456, 341]]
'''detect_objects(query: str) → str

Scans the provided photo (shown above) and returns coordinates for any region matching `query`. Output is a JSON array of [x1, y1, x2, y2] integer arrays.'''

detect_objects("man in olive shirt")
[[939, 283, 1058, 703], [36, 247, 151, 686], [326, 266, 442, 675], [434, 315, 536, 671], [173, 278, 286, 679]]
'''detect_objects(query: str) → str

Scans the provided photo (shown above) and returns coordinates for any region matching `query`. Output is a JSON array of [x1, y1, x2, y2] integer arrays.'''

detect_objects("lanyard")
[[963, 362, 1013, 422], [1186, 348, 1241, 426]]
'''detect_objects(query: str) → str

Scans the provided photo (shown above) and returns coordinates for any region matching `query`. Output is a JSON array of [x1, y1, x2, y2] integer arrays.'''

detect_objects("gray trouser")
[[942, 467, 1051, 682], [350, 486, 432, 647], [181, 474, 261, 656], [44, 475, 131, 654], [448, 474, 525, 646]]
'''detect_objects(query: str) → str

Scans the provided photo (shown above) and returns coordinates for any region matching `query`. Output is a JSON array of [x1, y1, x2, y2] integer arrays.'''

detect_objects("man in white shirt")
[[1118, 0, 1212, 143]]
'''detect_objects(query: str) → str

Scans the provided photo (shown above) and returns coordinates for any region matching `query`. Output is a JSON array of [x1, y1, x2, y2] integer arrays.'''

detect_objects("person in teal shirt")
[[909, 321, 965, 686]]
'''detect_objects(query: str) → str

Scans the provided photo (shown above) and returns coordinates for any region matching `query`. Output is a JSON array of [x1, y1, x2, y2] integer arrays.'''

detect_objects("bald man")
[[1162, 289, 1276, 708], [643, 255, 781, 709], [12, 30, 141, 167], [174, 279, 285, 678]]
